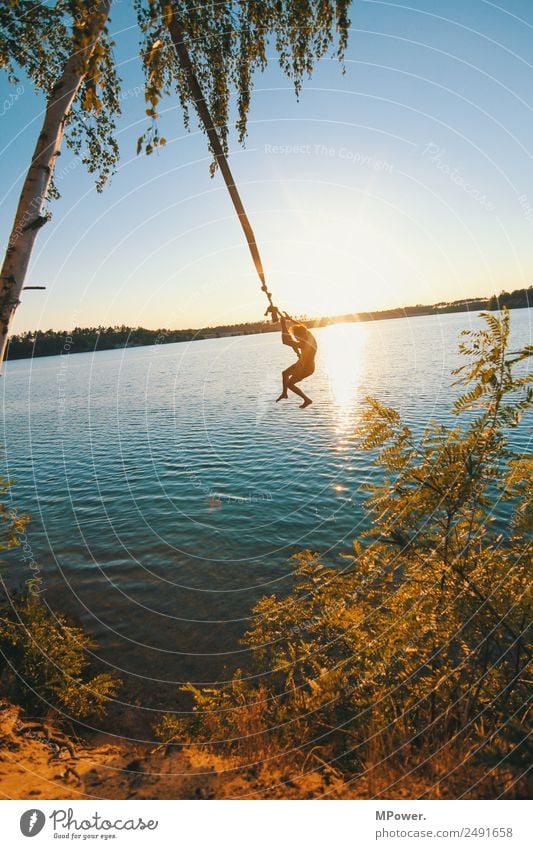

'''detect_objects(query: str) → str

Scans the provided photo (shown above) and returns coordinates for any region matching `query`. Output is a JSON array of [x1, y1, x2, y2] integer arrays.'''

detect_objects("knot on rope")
[[265, 304, 282, 323]]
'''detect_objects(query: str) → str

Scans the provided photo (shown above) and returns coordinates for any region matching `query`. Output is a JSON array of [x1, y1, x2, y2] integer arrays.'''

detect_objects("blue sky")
[[1, 0, 533, 332]]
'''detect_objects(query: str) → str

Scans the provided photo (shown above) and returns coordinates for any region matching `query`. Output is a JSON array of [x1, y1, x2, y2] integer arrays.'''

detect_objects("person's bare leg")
[[276, 366, 292, 401], [287, 380, 313, 408]]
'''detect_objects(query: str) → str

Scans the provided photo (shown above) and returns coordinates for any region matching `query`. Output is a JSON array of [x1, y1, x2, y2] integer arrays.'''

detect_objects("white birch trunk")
[[0, 0, 112, 367]]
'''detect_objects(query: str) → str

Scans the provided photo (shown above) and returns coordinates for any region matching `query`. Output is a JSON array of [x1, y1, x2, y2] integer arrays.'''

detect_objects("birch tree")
[[0, 0, 120, 365]]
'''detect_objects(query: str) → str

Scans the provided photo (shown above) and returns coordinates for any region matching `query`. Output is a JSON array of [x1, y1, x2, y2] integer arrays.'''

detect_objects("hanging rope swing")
[[165, 14, 284, 324]]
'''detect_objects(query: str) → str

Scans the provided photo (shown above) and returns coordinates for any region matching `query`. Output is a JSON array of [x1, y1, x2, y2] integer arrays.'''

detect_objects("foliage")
[[0, 477, 30, 551], [1, 1, 121, 193], [156, 310, 532, 798], [0, 590, 121, 720], [0, 1, 65, 87], [64, 1, 121, 193], [135, 0, 350, 163], [2, 0, 351, 223], [0, 476, 119, 721]]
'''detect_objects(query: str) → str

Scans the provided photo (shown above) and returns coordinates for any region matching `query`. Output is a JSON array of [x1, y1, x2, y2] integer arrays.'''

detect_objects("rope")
[[164, 10, 282, 323]]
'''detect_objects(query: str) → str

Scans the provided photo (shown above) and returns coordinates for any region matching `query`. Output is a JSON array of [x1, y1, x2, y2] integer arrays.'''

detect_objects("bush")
[[1, 477, 120, 721], [0, 592, 120, 721], [0, 477, 29, 551]]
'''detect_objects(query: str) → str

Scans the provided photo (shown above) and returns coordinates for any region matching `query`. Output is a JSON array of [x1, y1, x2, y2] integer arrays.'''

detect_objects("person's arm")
[[280, 316, 300, 352]]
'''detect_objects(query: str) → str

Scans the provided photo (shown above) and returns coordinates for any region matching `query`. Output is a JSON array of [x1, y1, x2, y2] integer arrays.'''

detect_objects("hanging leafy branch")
[[0, 1, 65, 87], [1, 1, 121, 195], [134, 0, 351, 166]]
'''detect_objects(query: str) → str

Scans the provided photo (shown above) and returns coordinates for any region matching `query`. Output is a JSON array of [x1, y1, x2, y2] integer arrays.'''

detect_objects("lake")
[[1, 309, 531, 726]]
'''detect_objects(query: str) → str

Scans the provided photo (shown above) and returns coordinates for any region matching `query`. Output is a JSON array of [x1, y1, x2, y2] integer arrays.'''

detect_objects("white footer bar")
[[3, 799, 530, 849]]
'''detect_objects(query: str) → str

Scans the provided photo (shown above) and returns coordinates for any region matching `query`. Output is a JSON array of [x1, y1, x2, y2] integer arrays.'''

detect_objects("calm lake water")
[[1, 310, 531, 723]]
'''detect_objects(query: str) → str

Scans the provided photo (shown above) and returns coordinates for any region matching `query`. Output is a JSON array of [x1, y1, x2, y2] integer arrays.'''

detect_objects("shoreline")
[[0, 697, 509, 800], [0, 699, 349, 800]]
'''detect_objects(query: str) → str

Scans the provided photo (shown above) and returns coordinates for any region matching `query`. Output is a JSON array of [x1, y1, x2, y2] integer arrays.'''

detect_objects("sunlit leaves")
[[134, 0, 351, 164], [0, 477, 30, 551], [0, 1, 65, 87], [1, 2, 121, 195], [0, 591, 121, 719]]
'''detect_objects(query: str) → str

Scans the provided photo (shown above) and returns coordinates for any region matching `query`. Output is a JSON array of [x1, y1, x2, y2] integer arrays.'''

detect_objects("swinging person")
[[276, 314, 317, 408]]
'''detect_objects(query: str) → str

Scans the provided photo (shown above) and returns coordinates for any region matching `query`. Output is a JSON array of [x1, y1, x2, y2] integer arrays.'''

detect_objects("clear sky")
[[1, 0, 533, 332]]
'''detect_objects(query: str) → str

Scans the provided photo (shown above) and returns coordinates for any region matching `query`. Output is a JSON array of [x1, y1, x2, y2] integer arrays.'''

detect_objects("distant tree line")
[[6, 286, 531, 361], [486, 286, 532, 311], [353, 285, 532, 322], [5, 320, 278, 361]]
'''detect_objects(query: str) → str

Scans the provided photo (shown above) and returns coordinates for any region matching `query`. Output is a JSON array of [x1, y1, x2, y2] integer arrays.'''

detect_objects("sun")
[[266, 204, 415, 318]]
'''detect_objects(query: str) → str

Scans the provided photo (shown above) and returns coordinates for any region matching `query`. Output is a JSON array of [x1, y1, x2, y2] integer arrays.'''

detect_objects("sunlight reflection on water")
[[321, 321, 368, 419]]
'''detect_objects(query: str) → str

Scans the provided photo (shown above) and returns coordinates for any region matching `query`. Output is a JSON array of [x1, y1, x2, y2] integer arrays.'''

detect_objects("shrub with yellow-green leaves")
[[0, 591, 121, 720], [1, 477, 120, 721]]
